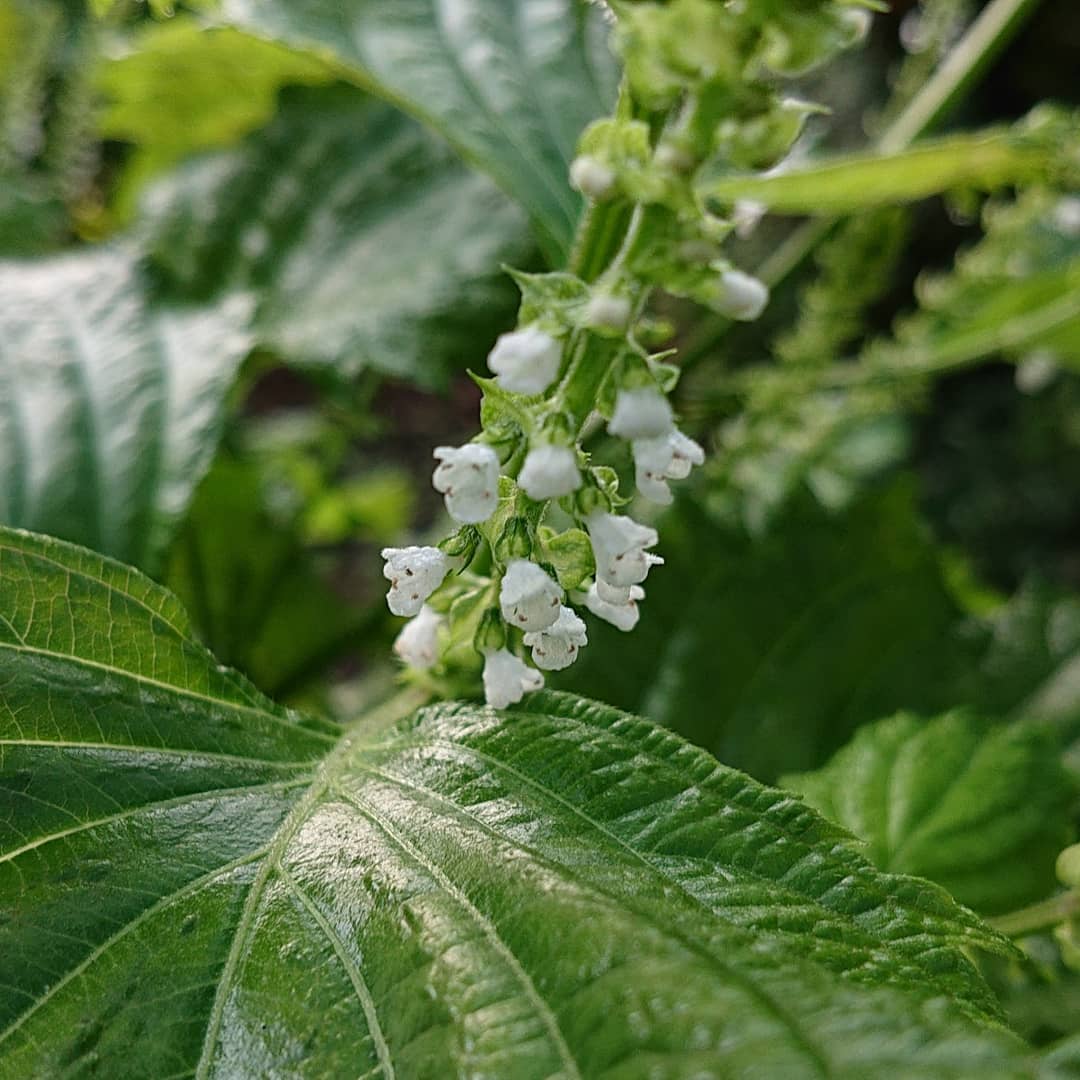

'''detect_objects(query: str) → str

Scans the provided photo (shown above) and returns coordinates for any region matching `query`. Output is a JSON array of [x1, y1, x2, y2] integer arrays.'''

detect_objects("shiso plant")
[[2, 0, 1080, 1076]]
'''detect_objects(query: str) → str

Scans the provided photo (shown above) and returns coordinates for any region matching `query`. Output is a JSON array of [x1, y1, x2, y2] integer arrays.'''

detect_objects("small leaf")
[[0, 526, 1035, 1076], [211, 0, 620, 259], [784, 712, 1077, 915], [701, 110, 1080, 214], [0, 243, 252, 572]]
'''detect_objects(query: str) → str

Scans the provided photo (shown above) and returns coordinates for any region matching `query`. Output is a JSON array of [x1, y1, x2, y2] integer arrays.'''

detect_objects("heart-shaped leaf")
[[0, 527, 1033, 1076]]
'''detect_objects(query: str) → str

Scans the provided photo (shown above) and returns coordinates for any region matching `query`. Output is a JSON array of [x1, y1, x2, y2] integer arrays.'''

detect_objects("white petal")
[[715, 269, 769, 321], [381, 546, 450, 617], [499, 559, 563, 632], [585, 294, 632, 332], [587, 511, 662, 587], [569, 155, 616, 199], [432, 443, 500, 524], [608, 387, 674, 440], [523, 605, 588, 671], [581, 583, 644, 632], [518, 445, 582, 500], [482, 648, 544, 709], [392, 605, 442, 669], [487, 326, 562, 395]]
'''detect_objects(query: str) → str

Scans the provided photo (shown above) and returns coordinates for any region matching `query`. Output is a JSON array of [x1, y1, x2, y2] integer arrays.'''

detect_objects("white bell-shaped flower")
[[523, 605, 588, 671], [432, 443, 500, 524], [587, 511, 663, 588], [486, 326, 562, 395], [569, 155, 616, 200], [581, 583, 644, 632], [517, 444, 581, 500], [482, 648, 544, 709], [715, 269, 769, 321], [381, 546, 451, 617], [632, 429, 706, 504], [608, 386, 674, 440], [499, 558, 563, 632], [392, 605, 442, 669], [585, 293, 632, 332]]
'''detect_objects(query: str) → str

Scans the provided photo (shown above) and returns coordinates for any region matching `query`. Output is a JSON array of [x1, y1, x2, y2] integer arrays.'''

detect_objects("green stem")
[[680, 0, 1044, 367], [988, 890, 1080, 938]]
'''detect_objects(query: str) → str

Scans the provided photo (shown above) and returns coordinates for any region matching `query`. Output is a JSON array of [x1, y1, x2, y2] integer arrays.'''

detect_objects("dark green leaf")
[[0, 244, 252, 572], [212, 0, 619, 259], [783, 712, 1076, 915], [0, 526, 1034, 1077], [144, 85, 533, 388]]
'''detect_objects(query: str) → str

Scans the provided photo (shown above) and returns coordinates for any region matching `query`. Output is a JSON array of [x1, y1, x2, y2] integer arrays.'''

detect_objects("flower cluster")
[[381, 0, 872, 707]]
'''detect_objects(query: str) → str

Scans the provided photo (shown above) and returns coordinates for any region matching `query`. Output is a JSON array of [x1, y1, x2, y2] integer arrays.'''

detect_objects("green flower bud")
[[1057, 844, 1080, 889], [494, 516, 534, 563], [438, 526, 482, 565], [473, 606, 508, 654]]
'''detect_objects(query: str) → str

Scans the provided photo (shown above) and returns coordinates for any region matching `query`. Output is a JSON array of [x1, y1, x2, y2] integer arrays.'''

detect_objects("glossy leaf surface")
[[213, 0, 619, 259], [784, 712, 1076, 915], [144, 85, 532, 388], [0, 245, 251, 572], [0, 527, 1034, 1078]]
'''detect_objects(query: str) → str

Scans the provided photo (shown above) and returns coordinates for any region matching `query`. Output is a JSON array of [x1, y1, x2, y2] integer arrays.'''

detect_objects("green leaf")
[[164, 455, 376, 701], [0, 526, 1037, 1076], [212, 0, 619, 260], [560, 484, 971, 781], [701, 110, 1080, 214], [96, 20, 335, 215], [144, 84, 533, 388], [0, 244, 252, 572], [783, 712, 1076, 915]]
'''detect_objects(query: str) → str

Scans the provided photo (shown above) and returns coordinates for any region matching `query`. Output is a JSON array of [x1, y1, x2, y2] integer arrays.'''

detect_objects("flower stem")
[[988, 890, 1080, 938]]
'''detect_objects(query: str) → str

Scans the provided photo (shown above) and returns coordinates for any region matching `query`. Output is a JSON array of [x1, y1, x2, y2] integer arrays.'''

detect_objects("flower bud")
[[569, 155, 617, 200], [432, 443, 500, 524], [392, 605, 442, 669], [474, 606, 508, 654], [518, 444, 582, 501], [486, 325, 562, 395], [494, 516, 533, 563], [585, 293, 633, 333], [715, 269, 769, 321]]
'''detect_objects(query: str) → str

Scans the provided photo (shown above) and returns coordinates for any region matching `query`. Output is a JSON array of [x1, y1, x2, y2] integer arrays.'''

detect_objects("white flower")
[[632, 429, 706, 504], [381, 546, 451, 617], [715, 269, 769, 321], [607, 387, 674, 440], [486, 326, 562, 395], [499, 558, 563, 632], [569, 155, 616, 200], [581, 582, 644, 632], [523, 605, 588, 671], [518, 444, 581, 500], [432, 444, 500, 524], [732, 199, 766, 237], [587, 511, 663, 588], [482, 648, 544, 709], [585, 293, 632, 332], [392, 605, 442, 669]]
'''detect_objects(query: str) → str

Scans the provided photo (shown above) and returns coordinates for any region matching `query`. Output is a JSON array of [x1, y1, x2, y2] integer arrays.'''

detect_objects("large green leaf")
[[0, 526, 1041, 1076], [144, 84, 532, 387], [783, 712, 1077, 915], [212, 0, 619, 260], [0, 244, 252, 572]]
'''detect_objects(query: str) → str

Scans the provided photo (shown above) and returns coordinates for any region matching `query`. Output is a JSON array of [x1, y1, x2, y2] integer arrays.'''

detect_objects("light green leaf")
[[783, 712, 1076, 915], [0, 526, 1037, 1077], [144, 85, 532, 387], [0, 244, 252, 572], [212, 0, 619, 260], [701, 110, 1080, 214], [96, 20, 335, 215]]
